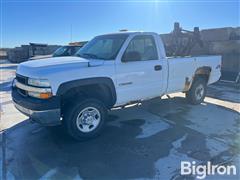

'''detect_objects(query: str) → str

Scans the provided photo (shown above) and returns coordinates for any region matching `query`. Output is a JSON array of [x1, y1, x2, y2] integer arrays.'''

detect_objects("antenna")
[[70, 24, 72, 43]]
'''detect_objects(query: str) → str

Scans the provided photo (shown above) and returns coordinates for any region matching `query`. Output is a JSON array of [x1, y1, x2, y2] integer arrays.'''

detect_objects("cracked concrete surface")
[[0, 60, 239, 179]]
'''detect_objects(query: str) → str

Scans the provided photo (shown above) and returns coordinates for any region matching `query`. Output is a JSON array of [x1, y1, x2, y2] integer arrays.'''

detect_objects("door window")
[[122, 35, 158, 62]]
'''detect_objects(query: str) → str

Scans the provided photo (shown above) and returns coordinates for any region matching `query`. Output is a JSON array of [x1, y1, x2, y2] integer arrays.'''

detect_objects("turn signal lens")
[[39, 92, 52, 99]]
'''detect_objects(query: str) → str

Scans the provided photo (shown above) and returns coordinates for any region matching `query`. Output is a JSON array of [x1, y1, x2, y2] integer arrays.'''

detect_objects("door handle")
[[154, 65, 162, 71]]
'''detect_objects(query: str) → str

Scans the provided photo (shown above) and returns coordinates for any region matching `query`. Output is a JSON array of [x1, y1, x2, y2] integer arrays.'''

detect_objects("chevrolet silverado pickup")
[[12, 32, 221, 140]]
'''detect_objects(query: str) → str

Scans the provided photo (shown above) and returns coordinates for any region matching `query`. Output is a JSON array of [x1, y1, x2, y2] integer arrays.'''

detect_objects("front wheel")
[[63, 98, 107, 140], [186, 78, 207, 105]]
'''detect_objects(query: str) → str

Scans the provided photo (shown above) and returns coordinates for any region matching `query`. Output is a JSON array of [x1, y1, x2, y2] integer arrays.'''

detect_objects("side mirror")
[[122, 51, 141, 62]]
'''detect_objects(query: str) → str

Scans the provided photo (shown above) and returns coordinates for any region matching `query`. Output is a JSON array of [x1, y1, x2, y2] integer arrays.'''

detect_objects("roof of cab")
[[100, 31, 158, 36]]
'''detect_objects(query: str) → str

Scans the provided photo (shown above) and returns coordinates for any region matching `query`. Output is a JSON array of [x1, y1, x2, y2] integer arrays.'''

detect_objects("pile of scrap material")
[[161, 22, 204, 57], [69, 41, 87, 46], [0, 48, 9, 60], [7, 43, 60, 63], [161, 22, 240, 82]]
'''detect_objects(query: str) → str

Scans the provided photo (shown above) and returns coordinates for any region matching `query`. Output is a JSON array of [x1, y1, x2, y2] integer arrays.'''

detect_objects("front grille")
[[16, 74, 28, 85], [16, 74, 28, 96], [17, 89, 28, 96]]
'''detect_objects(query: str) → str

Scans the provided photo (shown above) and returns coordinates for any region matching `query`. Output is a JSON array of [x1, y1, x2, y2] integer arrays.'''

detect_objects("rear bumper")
[[12, 88, 61, 126]]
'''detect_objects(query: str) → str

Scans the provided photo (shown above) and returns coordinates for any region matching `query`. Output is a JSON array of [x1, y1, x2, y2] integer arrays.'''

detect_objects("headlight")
[[28, 78, 51, 87], [27, 78, 52, 99]]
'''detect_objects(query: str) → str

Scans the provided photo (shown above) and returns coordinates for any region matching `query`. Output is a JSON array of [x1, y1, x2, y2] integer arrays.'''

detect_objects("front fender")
[[56, 77, 117, 105]]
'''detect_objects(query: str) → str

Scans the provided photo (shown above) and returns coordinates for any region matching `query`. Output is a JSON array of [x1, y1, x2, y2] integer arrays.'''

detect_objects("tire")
[[186, 78, 207, 105], [63, 98, 107, 140]]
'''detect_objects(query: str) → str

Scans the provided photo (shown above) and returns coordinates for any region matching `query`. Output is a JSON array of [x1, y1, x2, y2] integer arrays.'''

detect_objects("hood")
[[17, 56, 104, 78], [22, 56, 90, 68]]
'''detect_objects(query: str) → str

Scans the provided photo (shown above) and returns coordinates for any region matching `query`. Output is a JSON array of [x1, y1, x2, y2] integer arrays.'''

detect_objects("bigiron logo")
[[181, 161, 237, 179]]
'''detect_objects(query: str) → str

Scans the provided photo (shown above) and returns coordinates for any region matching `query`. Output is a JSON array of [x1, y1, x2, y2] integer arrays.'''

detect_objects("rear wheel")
[[186, 78, 207, 104], [63, 98, 107, 140]]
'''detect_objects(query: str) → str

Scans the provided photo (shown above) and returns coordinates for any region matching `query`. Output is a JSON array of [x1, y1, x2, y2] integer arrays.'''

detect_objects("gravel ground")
[[0, 60, 239, 179]]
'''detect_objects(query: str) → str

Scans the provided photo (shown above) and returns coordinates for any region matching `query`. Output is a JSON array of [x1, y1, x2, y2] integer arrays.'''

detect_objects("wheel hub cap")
[[76, 107, 101, 133], [195, 84, 204, 101]]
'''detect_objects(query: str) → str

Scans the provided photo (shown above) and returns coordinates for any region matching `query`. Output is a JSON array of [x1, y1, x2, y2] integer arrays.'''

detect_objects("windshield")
[[75, 34, 128, 60]]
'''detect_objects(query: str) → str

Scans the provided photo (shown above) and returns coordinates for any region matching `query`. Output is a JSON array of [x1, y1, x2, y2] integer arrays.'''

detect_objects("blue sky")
[[1, 0, 239, 47]]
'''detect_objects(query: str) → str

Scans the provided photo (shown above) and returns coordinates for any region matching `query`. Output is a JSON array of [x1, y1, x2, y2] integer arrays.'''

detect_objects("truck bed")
[[166, 55, 221, 93]]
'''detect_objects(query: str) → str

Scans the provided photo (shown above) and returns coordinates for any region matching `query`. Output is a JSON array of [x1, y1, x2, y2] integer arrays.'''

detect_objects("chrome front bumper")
[[14, 102, 61, 126]]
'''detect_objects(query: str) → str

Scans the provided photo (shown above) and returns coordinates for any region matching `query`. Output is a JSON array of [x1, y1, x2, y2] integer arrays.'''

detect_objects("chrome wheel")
[[76, 107, 101, 133], [195, 84, 204, 101]]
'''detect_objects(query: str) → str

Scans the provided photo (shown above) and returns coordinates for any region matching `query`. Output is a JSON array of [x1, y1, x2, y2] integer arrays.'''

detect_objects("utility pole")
[[70, 24, 73, 43]]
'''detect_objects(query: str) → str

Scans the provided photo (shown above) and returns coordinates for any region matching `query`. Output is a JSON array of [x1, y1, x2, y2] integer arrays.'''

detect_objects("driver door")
[[115, 35, 164, 104]]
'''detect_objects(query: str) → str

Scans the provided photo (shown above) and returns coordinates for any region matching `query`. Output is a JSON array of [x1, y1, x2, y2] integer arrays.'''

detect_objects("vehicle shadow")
[[4, 96, 239, 179]]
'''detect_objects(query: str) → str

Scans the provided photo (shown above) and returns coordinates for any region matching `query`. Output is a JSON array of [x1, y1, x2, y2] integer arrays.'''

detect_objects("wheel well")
[[61, 84, 115, 110], [194, 66, 211, 83], [184, 66, 211, 92]]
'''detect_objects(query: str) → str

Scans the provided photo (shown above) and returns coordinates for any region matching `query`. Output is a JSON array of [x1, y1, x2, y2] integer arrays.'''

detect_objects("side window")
[[122, 35, 158, 62]]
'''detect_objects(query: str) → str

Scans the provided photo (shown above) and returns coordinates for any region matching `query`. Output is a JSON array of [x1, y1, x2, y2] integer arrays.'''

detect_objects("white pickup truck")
[[12, 32, 221, 140]]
